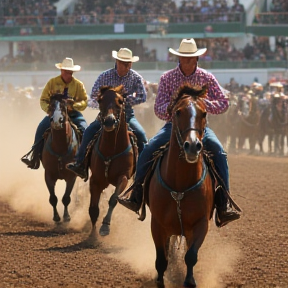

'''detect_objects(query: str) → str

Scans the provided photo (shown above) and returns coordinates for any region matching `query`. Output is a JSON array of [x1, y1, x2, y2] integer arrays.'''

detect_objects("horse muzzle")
[[183, 139, 203, 163], [103, 114, 117, 132]]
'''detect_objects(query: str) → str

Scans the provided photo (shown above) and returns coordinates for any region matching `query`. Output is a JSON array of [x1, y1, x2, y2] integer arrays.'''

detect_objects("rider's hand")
[[67, 98, 74, 111]]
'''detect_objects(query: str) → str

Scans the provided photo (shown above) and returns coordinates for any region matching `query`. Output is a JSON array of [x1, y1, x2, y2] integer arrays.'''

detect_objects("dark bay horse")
[[143, 84, 214, 287], [88, 85, 137, 236], [41, 91, 80, 222], [236, 93, 261, 154], [258, 95, 288, 155]]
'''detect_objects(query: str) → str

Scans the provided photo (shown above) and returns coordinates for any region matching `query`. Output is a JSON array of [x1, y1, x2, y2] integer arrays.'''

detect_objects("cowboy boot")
[[215, 186, 241, 228], [66, 161, 87, 179], [118, 181, 143, 213]]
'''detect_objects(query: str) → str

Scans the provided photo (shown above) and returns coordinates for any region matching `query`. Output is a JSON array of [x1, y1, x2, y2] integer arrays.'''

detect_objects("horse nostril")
[[196, 141, 203, 152], [184, 141, 190, 151], [104, 115, 116, 127]]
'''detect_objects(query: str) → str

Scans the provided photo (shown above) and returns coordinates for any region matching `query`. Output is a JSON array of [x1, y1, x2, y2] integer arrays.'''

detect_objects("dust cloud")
[[0, 101, 240, 287]]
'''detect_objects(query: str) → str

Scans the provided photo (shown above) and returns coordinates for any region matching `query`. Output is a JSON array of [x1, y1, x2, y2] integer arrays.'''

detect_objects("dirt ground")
[[1, 103, 288, 288]]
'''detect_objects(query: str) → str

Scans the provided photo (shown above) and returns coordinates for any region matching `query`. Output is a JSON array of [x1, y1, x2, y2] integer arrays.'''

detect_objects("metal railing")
[[253, 12, 288, 25], [0, 60, 286, 72], [0, 12, 245, 27]]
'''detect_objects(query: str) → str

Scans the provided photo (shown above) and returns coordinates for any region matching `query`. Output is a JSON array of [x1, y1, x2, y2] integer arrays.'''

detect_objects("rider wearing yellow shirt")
[[21, 57, 88, 169]]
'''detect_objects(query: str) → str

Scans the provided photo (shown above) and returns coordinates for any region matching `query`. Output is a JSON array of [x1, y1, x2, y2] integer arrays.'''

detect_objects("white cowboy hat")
[[169, 38, 207, 57], [55, 57, 81, 71], [112, 48, 139, 62]]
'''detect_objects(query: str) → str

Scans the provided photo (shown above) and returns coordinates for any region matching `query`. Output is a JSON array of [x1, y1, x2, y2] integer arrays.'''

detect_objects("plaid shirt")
[[155, 64, 229, 122], [89, 65, 146, 116]]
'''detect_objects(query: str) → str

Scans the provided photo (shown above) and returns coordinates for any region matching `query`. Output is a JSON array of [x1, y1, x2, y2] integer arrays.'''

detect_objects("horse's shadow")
[[43, 235, 124, 254]]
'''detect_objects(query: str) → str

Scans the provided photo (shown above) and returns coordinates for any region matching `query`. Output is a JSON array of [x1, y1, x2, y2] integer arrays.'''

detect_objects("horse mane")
[[167, 83, 208, 116], [50, 92, 66, 102], [97, 85, 125, 103]]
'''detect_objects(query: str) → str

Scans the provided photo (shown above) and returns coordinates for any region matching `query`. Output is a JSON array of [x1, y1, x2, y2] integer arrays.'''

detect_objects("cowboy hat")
[[55, 57, 81, 71], [269, 82, 283, 88], [112, 48, 139, 62], [169, 38, 207, 57]]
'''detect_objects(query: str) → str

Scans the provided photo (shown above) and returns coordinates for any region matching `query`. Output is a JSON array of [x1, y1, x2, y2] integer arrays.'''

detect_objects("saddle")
[[21, 123, 82, 170], [138, 144, 242, 223]]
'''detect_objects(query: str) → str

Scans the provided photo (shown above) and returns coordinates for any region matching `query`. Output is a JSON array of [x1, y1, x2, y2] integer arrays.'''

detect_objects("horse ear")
[[198, 85, 208, 98], [115, 85, 125, 95]]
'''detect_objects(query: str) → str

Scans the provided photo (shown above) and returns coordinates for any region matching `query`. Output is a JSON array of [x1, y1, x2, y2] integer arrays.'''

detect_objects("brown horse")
[[42, 91, 80, 222], [88, 85, 137, 236], [144, 84, 214, 287]]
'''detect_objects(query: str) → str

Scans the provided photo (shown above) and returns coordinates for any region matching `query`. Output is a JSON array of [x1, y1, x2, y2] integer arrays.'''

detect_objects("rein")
[[156, 155, 207, 238], [96, 107, 131, 179]]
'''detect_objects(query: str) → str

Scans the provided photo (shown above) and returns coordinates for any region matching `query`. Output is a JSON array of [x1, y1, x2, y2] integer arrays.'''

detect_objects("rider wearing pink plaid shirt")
[[155, 65, 229, 121], [118, 38, 241, 227]]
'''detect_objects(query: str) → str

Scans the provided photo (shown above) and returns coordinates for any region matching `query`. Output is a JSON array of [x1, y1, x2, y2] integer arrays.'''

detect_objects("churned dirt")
[[1, 102, 288, 288]]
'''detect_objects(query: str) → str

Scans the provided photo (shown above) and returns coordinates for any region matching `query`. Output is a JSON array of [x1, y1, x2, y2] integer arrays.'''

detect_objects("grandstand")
[[0, 0, 287, 89]]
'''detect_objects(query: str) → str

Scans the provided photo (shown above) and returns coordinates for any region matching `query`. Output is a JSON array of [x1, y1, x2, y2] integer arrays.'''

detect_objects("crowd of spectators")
[[0, 0, 246, 26], [0, 36, 286, 69], [0, 0, 57, 26], [253, 0, 288, 25]]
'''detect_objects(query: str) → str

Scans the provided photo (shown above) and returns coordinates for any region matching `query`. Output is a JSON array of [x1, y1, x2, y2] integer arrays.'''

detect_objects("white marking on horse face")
[[52, 102, 63, 128]]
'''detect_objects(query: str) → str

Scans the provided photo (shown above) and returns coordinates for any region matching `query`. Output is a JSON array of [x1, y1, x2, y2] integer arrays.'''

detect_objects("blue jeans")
[[134, 122, 230, 191], [33, 111, 87, 147], [75, 113, 147, 162]]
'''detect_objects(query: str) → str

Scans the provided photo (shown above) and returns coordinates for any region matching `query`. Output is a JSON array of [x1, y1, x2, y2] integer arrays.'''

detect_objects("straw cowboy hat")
[[55, 57, 81, 71], [169, 38, 207, 57], [112, 48, 139, 62]]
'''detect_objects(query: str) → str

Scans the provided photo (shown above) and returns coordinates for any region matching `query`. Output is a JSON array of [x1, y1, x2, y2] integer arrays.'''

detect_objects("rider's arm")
[[88, 74, 105, 108], [203, 72, 229, 115], [125, 74, 147, 106], [71, 79, 88, 112], [154, 73, 171, 122], [40, 79, 53, 113]]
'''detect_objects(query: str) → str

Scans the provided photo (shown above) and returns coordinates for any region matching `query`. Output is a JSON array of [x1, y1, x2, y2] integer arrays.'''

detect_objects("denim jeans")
[[33, 111, 87, 147], [75, 113, 147, 162], [127, 116, 147, 154], [134, 123, 230, 191]]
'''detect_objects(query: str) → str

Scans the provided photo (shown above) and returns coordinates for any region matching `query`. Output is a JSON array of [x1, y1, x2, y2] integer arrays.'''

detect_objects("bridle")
[[173, 100, 205, 158]]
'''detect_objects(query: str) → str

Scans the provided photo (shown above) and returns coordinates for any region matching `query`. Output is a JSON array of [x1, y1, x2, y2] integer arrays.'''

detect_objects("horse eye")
[[175, 110, 181, 117], [118, 100, 123, 105]]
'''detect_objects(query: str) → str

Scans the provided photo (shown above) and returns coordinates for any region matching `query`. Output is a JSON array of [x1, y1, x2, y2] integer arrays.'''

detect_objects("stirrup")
[[21, 151, 40, 169], [215, 207, 241, 228]]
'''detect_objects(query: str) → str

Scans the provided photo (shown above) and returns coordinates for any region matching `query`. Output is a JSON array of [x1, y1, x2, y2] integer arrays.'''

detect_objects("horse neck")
[[163, 135, 204, 192], [50, 120, 73, 154], [99, 112, 130, 156]]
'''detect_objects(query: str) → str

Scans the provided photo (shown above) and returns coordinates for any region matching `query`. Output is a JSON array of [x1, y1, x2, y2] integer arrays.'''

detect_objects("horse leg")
[[184, 219, 209, 288], [100, 176, 128, 236], [151, 217, 168, 287], [45, 173, 60, 222], [89, 180, 102, 237], [62, 177, 77, 222]]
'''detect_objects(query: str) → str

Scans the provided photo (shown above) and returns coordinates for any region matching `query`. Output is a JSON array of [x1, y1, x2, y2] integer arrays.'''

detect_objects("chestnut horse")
[[144, 84, 214, 287], [42, 90, 80, 222], [88, 85, 137, 236]]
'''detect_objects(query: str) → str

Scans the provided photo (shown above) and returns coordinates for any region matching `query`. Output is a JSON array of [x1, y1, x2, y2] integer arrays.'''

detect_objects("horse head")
[[97, 85, 125, 132], [168, 83, 207, 163], [48, 92, 69, 130]]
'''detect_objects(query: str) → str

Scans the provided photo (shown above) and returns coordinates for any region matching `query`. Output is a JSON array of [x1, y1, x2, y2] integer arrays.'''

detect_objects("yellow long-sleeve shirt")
[[40, 75, 88, 113]]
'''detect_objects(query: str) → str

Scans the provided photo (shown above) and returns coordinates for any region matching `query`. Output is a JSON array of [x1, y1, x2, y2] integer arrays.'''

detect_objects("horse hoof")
[[99, 224, 110, 236], [183, 280, 197, 288], [63, 215, 71, 222], [156, 279, 165, 288], [53, 215, 61, 222]]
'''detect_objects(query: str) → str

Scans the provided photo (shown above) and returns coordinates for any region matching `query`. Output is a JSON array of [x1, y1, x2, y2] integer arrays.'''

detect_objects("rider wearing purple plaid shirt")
[[66, 48, 148, 179], [118, 38, 241, 227]]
